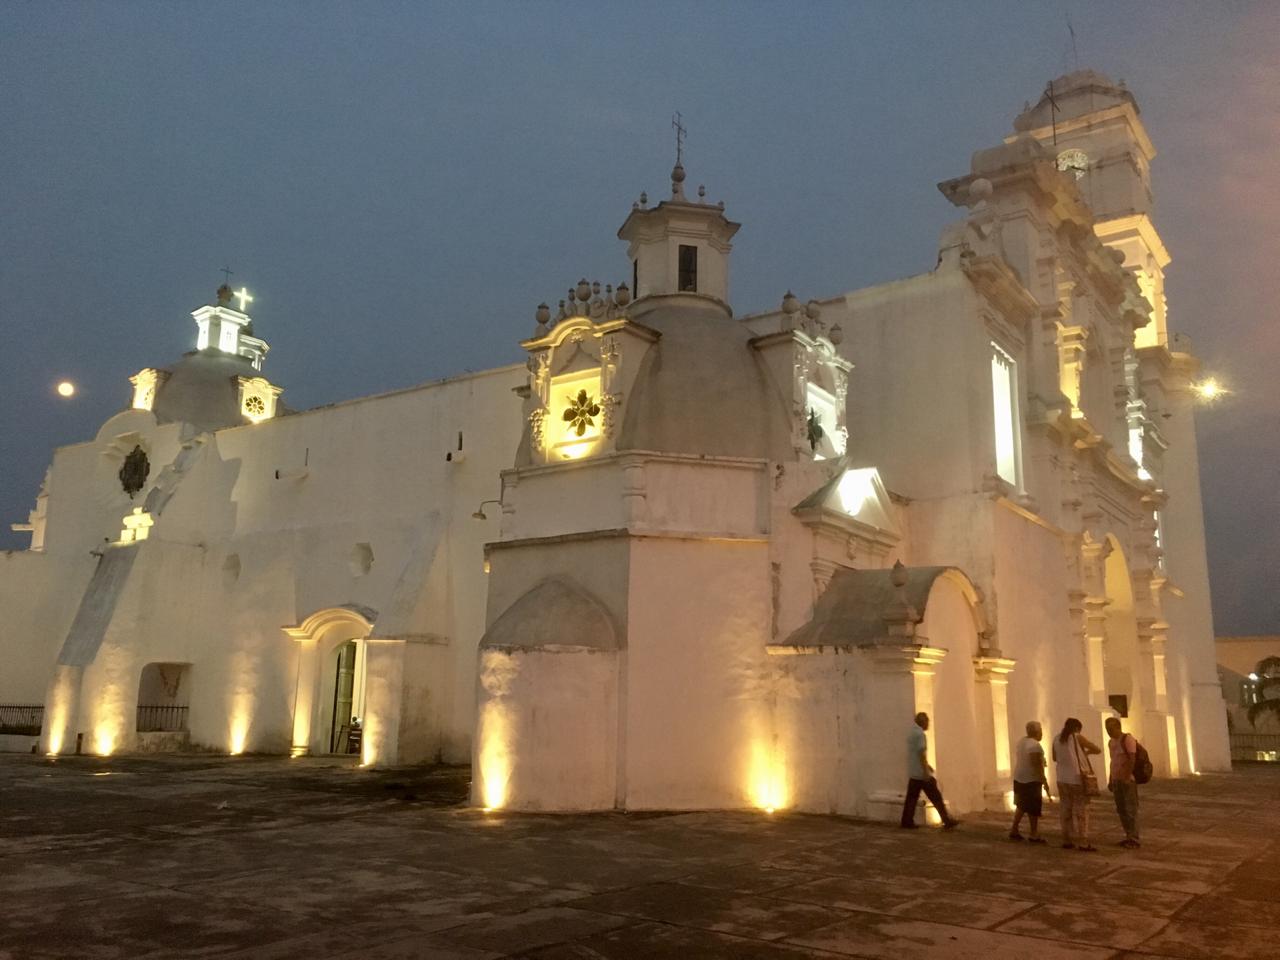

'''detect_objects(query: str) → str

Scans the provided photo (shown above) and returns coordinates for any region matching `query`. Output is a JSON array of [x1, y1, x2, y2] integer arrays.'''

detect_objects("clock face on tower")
[[1056, 148, 1089, 180]]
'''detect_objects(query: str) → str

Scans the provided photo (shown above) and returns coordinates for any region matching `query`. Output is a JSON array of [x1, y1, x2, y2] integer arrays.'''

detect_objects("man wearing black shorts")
[[1010, 720, 1051, 843]]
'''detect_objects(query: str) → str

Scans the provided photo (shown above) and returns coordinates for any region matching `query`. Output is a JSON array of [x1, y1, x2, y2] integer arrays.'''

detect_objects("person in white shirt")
[[899, 712, 960, 829], [1010, 721, 1051, 843]]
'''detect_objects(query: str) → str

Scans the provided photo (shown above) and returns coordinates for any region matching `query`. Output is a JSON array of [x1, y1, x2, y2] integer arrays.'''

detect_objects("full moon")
[[56, 381, 75, 397]]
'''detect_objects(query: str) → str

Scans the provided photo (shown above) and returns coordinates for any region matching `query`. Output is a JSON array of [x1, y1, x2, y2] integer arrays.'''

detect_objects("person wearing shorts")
[[1010, 720, 1050, 843]]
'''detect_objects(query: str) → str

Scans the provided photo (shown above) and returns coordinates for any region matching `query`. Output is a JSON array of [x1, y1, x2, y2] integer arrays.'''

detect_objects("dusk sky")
[[2, 2, 1276, 633]]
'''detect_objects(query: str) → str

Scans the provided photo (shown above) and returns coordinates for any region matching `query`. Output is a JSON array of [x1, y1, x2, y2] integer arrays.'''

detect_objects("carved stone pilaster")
[[621, 459, 647, 526], [973, 653, 1017, 810]]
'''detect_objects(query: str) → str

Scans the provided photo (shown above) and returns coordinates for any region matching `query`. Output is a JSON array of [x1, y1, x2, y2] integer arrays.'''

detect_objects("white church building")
[[0, 71, 1231, 817]]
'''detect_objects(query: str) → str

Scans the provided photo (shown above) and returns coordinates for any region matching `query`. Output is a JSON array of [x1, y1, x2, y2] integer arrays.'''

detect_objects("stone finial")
[[969, 177, 993, 206], [535, 303, 550, 336], [576, 279, 592, 303], [556, 299, 568, 323], [671, 162, 686, 199], [805, 300, 823, 334], [639, 191, 648, 207], [882, 560, 919, 639], [216, 283, 233, 306], [697, 184, 706, 200], [828, 322, 843, 346], [891, 559, 907, 589], [615, 283, 631, 307], [781, 291, 800, 332]]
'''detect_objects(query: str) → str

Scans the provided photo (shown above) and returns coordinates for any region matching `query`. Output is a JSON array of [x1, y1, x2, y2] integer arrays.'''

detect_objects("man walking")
[[1106, 716, 1141, 848], [900, 712, 960, 829], [1010, 720, 1051, 843]]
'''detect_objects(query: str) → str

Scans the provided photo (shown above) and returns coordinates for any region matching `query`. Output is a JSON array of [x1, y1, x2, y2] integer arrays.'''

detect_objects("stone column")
[[858, 643, 948, 821], [1080, 533, 1110, 711], [973, 652, 1017, 810], [361, 638, 406, 767], [856, 561, 947, 821], [289, 638, 319, 756]]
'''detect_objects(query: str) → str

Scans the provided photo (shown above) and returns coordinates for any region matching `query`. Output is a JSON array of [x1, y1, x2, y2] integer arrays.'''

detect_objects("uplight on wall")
[[557, 440, 597, 461], [748, 741, 788, 813], [477, 700, 511, 810], [94, 726, 116, 757]]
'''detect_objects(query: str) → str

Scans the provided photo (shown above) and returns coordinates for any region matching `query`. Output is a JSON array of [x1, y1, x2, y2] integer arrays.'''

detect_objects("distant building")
[[0, 70, 1230, 815], [1217, 635, 1280, 736]]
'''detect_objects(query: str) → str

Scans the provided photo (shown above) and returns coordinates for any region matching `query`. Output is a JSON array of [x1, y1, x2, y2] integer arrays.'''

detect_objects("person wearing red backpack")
[[1105, 717, 1142, 848]]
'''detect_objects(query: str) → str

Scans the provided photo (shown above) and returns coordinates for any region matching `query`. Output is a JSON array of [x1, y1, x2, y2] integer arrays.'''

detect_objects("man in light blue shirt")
[[900, 712, 960, 828]]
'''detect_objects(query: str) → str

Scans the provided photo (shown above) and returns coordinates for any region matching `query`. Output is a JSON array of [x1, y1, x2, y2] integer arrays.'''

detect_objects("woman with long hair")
[[1051, 717, 1103, 851]]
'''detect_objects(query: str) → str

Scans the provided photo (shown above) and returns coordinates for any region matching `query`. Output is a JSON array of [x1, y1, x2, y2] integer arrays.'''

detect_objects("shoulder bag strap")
[[1073, 733, 1095, 775]]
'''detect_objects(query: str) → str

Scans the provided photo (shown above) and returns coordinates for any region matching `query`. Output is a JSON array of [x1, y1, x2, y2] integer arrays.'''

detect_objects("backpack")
[[1132, 738, 1153, 784]]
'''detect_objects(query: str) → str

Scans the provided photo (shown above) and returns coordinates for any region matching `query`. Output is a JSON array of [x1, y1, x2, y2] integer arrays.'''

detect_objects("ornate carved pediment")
[[520, 311, 658, 466], [752, 320, 852, 461]]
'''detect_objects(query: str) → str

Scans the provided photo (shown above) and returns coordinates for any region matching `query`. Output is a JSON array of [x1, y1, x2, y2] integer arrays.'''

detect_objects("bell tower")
[[1011, 70, 1169, 348], [191, 283, 271, 368], [617, 160, 740, 304]]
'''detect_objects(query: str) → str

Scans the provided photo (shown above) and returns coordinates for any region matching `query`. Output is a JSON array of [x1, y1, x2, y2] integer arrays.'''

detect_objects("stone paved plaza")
[[1, 754, 1277, 959]]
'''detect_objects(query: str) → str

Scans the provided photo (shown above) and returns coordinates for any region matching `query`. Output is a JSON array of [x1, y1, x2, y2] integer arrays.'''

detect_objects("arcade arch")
[[283, 605, 376, 756]]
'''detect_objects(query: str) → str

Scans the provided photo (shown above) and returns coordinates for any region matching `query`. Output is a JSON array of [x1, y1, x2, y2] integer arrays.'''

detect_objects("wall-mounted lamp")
[[472, 499, 502, 521]]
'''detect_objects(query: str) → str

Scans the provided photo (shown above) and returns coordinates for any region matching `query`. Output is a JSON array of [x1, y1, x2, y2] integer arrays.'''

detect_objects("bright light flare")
[[56, 381, 76, 398], [1192, 378, 1228, 402]]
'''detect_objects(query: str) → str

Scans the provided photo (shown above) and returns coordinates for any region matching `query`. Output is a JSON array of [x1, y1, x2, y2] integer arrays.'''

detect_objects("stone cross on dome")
[[671, 111, 687, 200]]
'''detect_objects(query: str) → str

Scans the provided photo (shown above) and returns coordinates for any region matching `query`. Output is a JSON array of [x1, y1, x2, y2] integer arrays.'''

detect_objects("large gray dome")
[[617, 294, 790, 461], [152, 349, 258, 433]]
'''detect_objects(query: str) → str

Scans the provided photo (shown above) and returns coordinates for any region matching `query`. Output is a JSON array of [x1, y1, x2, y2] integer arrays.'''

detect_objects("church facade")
[[0, 72, 1231, 817]]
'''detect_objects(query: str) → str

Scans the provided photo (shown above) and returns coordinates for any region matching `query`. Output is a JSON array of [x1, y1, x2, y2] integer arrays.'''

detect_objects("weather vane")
[[672, 111, 686, 166]]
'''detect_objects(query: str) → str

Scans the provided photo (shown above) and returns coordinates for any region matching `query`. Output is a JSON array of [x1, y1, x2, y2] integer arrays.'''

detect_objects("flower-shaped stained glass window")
[[563, 389, 601, 437], [244, 395, 266, 416]]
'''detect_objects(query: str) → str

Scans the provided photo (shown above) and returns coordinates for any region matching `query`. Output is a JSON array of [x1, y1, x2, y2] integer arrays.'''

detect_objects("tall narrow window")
[[678, 244, 698, 292], [991, 343, 1021, 488], [632, 259, 638, 298]]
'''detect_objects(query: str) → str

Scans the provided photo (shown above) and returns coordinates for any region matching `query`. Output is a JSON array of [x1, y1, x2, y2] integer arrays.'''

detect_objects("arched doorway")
[[135, 662, 191, 749], [922, 570, 990, 815], [283, 605, 376, 757], [321, 638, 367, 755], [1103, 538, 1144, 745]]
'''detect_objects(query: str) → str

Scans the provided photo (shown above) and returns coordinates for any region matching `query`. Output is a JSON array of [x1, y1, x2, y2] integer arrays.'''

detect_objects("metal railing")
[[136, 704, 189, 733], [1230, 733, 1280, 762], [0, 704, 43, 735]]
